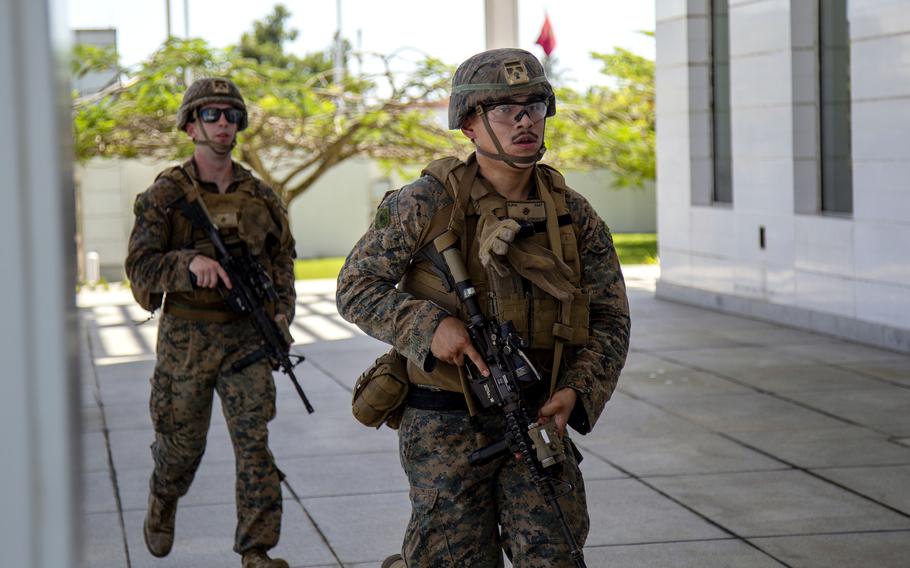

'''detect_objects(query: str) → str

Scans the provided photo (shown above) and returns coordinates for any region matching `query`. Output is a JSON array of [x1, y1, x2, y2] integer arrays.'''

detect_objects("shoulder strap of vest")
[[536, 163, 569, 193], [421, 157, 464, 194], [154, 166, 182, 188], [155, 165, 189, 192], [416, 202, 454, 253], [414, 157, 466, 252]]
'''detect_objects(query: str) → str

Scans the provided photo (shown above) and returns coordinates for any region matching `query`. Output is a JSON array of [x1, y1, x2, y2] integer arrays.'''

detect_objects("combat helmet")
[[449, 48, 555, 168], [448, 48, 555, 130], [176, 77, 248, 132]]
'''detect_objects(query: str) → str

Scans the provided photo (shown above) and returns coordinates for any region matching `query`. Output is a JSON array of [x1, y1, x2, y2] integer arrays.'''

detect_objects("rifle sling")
[[232, 348, 268, 373]]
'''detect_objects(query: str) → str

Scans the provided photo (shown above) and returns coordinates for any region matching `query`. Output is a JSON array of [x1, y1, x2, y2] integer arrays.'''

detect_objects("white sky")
[[68, 0, 655, 89]]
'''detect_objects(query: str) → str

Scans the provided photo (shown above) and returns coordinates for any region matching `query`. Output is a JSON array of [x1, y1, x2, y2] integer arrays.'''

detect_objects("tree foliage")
[[72, 5, 461, 206], [547, 45, 655, 187], [72, 5, 654, 204], [237, 4, 298, 68]]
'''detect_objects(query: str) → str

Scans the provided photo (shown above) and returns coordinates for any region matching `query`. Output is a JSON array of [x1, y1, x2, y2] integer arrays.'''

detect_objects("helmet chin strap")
[[474, 105, 546, 170], [193, 108, 236, 157]]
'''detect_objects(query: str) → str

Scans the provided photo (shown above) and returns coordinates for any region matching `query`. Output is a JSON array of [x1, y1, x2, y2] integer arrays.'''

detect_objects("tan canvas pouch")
[[130, 286, 163, 313], [352, 348, 410, 429]]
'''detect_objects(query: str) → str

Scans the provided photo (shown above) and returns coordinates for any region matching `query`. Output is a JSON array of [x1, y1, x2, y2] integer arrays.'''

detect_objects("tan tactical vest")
[[158, 165, 281, 321], [401, 156, 590, 407]]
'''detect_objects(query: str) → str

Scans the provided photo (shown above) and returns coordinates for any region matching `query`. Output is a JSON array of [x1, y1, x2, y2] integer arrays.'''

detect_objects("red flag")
[[535, 14, 556, 56]]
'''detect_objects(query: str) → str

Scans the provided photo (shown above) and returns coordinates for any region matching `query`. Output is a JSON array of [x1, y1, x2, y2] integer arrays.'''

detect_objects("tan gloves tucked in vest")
[[477, 214, 576, 302]]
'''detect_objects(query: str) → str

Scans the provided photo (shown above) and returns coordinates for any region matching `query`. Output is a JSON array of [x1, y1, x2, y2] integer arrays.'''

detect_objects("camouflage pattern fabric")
[[126, 159, 297, 321], [336, 160, 630, 565], [398, 406, 588, 567], [126, 159, 295, 555], [336, 167, 630, 430], [336, 174, 454, 368], [150, 313, 282, 553], [176, 77, 248, 132], [448, 48, 556, 130]]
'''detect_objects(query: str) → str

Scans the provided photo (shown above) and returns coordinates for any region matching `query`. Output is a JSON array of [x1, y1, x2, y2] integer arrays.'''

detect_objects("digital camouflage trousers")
[[148, 313, 282, 554], [397, 406, 589, 567]]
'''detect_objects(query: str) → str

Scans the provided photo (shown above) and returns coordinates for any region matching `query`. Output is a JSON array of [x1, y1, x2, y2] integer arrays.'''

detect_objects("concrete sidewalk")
[[79, 266, 910, 567]]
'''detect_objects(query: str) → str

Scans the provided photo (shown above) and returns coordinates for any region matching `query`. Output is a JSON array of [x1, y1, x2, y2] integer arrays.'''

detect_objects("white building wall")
[[286, 158, 381, 260], [76, 158, 384, 279], [655, 0, 910, 353]]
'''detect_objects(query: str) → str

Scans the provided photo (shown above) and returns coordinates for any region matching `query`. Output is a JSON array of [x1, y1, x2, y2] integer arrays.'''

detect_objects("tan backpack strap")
[[447, 155, 479, 239], [414, 155, 479, 253], [536, 167, 563, 262], [535, 167, 577, 396], [549, 299, 574, 396], [415, 202, 454, 253]]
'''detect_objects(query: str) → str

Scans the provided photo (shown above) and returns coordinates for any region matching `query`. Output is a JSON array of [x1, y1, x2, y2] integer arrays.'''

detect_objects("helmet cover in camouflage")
[[176, 77, 248, 132], [448, 48, 556, 130]]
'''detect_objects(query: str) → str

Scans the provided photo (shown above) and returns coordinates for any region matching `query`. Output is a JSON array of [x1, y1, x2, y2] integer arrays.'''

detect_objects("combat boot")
[[381, 554, 406, 568], [143, 493, 177, 557], [241, 548, 289, 568]]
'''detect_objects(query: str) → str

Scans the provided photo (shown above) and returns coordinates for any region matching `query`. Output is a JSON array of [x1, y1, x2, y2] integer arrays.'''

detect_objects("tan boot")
[[241, 548, 290, 568], [143, 493, 177, 557], [381, 554, 406, 568]]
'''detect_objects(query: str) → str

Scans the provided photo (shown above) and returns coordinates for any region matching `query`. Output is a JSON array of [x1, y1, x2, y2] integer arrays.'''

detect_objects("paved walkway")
[[79, 266, 910, 567]]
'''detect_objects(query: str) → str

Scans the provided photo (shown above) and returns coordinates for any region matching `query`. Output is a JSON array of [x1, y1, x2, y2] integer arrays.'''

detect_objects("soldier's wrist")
[[422, 308, 451, 372]]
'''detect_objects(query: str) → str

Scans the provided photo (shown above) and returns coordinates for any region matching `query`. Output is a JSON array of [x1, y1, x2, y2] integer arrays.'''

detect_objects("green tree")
[[72, 6, 460, 206], [548, 44, 655, 187], [237, 4, 298, 67], [73, 6, 654, 203]]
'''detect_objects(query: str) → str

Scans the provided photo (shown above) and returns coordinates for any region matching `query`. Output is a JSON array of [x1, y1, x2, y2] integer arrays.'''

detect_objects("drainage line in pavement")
[[281, 479, 345, 567], [650, 350, 897, 444], [86, 327, 133, 568], [574, 446, 794, 568], [716, 431, 910, 520], [827, 360, 910, 391], [730, 527, 910, 540], [620, 385, 910, 522]]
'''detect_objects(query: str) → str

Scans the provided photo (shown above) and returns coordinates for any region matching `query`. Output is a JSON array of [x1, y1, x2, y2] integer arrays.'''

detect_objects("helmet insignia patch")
[[212, 80, 230, 94], [503, 59, 530, 86]]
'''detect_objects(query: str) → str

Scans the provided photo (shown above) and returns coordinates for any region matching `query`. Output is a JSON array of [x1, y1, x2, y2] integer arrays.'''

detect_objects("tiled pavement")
[[79, 266, 910, 567]]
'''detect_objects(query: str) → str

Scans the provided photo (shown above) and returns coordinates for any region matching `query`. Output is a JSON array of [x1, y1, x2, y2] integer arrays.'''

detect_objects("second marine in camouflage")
[[125, 77, 296, 568], [337, 48, 630, 567]]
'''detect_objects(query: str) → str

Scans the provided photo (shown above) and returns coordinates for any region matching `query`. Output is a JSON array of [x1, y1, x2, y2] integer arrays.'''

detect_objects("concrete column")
[[0, 0, 80, 565], [485, 0, 519, 49]]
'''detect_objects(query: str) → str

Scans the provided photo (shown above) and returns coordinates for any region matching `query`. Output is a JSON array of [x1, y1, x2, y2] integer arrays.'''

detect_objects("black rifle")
[[169, 189, 314, 414], [424, 234, 586, 568]]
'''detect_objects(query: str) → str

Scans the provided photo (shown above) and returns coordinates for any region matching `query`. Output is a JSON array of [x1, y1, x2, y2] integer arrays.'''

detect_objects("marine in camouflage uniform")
[[125, 78, 295, 568], [337, 49, 630, 567]]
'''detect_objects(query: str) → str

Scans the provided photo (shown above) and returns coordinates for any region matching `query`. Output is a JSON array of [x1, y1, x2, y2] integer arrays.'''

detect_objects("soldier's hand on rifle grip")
[[431, 316, 490, 376], [189, 255, 233, 289], [274, 314, 293, 348], [538, 387, 578, 436]]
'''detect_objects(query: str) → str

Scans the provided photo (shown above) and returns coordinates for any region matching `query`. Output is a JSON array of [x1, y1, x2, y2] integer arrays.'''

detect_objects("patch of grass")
[[612, 233, 658, 265], [294, 257, 346, 280], [294, 232, 658, 280]]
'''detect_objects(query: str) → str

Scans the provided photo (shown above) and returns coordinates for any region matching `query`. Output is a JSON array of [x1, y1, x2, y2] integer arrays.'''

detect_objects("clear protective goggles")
[[482, 99, 548, 125]]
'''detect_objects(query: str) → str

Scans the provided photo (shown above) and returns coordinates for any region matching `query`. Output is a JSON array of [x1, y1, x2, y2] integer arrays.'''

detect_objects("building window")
[[819, 0, 852, 214], [710, 0, 733, 204]]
